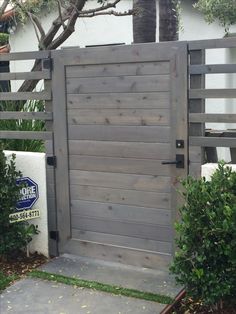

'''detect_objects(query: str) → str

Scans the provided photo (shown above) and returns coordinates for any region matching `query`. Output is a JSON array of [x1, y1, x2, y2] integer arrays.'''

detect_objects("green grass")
[[28, 270, 172, 304], [0, 271, 18, 292]]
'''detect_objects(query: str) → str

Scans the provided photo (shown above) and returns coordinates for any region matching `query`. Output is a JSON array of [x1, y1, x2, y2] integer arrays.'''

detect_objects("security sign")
[[16, 177, 39, 210]]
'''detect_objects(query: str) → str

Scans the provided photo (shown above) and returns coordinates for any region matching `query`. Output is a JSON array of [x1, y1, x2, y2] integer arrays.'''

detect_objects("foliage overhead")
[[194, 0, 236, 33], [171, 162, 236, 309]]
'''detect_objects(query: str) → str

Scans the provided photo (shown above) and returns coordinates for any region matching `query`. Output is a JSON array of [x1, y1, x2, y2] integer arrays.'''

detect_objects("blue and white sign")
[[16, 177, 39, 211]]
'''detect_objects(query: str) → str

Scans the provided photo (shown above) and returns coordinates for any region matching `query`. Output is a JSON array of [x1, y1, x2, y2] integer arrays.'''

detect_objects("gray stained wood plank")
[[68, 125, 170, 143], [0, 71, 51, 81], [67, 109, 170, 126], [189, 146, 202, 163], [72, 229, 172, 254], [189, 113, 236, 123], [68, 141, 171, 160], [0, 50, 50, 61], [66, 75, 170, 94], [0, 91, 51, 101], [188, 37, 236, 50], [70, 185, 171, 209], [189, 64, 236, 75], [0, 111, 53, 120], [65, 239, 171, 270], [0, 131, 52, 140], [69, 170, 171, 193], [190, 136, 236, 147], [189, 89, 236, 99], [71, 216, 172, 242], [66, 61, 170, 78], [69, 155, 172, 176], [71, 200, 172, 225], [67, 92, 170, 109], [57, 41, 176, 66]]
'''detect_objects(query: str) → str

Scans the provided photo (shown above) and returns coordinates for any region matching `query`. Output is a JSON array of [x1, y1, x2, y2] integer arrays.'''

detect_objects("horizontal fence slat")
[[0, 111, 53, 120], [189, 89, 236, 99], [67, 92, 170, 109], [189, 64, 236, 74], [67, 108, 170, 126], [0, 91, 51, 101], [190, 136, 236, 147], [189, 113, 236, 123], [69, 140, 171, 160], [66, 75, 170, 94], [0, 71, 51, 81], [188, 38, 236, 50], [0, 50, 50, 61], [66, 61, 170, 78], [72, 229, 172, 254], [0, 131, 52, 140]]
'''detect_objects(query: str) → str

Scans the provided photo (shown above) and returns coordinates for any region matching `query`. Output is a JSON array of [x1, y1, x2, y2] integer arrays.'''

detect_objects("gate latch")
[[162, 154, 185, 169]]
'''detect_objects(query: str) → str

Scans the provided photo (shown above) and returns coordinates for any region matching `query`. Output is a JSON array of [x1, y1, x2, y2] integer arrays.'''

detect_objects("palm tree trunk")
[[133, 0, 156, 43], [159, 0, 179, 42]]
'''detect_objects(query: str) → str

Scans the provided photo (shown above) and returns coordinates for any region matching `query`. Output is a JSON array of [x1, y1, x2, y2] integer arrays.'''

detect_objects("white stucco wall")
[[4, 151, 49, 257], [202, 163, 236, 180]]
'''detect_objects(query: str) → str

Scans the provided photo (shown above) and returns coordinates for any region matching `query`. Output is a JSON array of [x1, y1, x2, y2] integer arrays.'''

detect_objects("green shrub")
[[0, 149, 38, 258], [0, 99, 45, 152], [0, 33, 9, 45], [170, 162, 236, 308]]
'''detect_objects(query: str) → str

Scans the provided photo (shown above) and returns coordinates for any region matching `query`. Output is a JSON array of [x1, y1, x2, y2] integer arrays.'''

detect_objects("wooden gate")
[[52, 42, 188, 269]]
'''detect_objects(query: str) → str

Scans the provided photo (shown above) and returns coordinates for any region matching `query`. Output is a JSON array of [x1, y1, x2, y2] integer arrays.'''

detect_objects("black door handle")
[[162, 154, 185, 169]]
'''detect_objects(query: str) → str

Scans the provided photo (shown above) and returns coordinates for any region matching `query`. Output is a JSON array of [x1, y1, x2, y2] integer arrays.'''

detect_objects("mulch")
[[0, 252, 48, 277], [171, 297, 236, 314]]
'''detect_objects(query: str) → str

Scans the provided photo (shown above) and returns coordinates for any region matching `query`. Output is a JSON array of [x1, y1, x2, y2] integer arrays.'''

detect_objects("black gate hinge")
[[47, 156, 57, 167], [50, 230, 59, 242]]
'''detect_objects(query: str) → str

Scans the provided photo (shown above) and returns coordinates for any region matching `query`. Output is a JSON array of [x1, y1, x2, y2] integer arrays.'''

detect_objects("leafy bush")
[[0, 99, 45, 152], [170, 162, 236, 308], [0, 149, 38, 258]]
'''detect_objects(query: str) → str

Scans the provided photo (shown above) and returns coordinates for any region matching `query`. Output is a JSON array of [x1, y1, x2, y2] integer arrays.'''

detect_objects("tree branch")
[[0, 0, 10, 16], [79, 9, 133, 18], [75, 0, 121, 15]]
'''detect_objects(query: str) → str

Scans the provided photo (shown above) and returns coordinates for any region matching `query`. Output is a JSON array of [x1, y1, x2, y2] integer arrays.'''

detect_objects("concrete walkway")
[[0, 278, 164, 314], [0, 254, 180, 314]]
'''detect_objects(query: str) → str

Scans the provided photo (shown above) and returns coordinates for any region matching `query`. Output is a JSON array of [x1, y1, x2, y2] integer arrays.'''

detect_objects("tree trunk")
[[133, 0, 156, 43], [159, 0, 179, 42]]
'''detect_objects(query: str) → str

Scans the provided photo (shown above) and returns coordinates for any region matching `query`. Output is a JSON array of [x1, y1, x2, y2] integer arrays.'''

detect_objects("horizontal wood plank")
[[69, 155, 172, 176], [0, 91, 51, 101], [188, 37, 236, 50], [68, 140, 171, 160], [66, 61, 170, 78], [0, 111, 53, 120], [68, 125, 170, 142], [189, 113, 236, 123], [64, 239, 171, 270], [67, 92, 170, 109], [70, 170, 171, 192], [0, 70, 51, 81], [0, 131, 52, 140], [70, 185, 171, 209], [72, 229, 172, 254], [0, 50, 50, 61], [66, 75, 170, 94], [67, 109, 170, 126], [71, 216, 172, 241], [189, 89, 236, 99], [71, 200, 171, 225], [189, 64, 236, 75], [190, 136, 236, 147]]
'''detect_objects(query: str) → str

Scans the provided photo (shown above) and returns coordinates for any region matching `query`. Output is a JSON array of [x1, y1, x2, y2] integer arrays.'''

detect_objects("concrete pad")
[[0, 278, 165, 314], [41, 254, 180, 298]]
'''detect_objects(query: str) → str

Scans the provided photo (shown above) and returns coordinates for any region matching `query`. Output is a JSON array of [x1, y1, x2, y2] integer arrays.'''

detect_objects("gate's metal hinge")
[[50, 230, 59, 242], [42, 58, 53, 71], [47, 156, 57, 167]]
